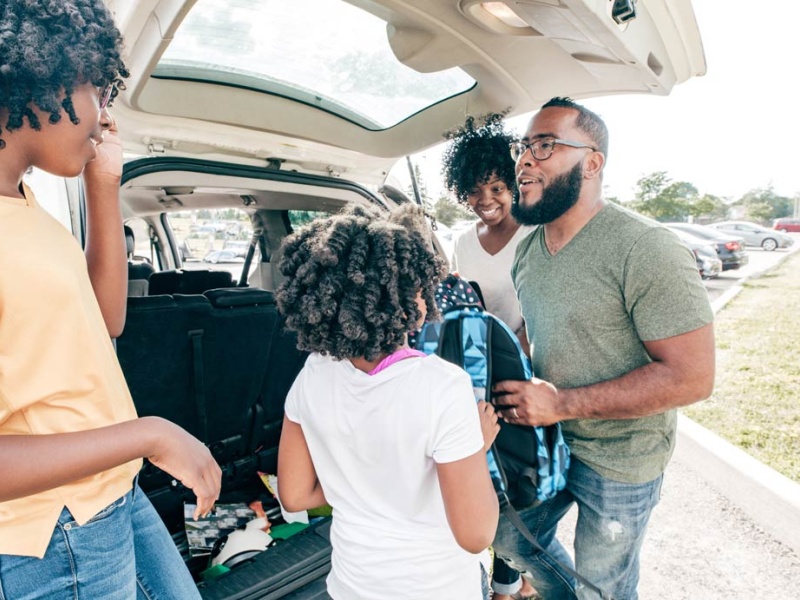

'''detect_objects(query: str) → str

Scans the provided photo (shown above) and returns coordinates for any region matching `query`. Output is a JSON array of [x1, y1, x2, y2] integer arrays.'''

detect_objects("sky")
[[412, 0, 800, 205]]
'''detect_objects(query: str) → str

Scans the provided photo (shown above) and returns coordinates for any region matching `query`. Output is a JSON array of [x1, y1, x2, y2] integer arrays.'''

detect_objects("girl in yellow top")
[[0, 2, 221, 597]]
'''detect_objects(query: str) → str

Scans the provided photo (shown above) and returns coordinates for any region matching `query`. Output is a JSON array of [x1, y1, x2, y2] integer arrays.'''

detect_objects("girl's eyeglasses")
[[99, 84, 115, 110]]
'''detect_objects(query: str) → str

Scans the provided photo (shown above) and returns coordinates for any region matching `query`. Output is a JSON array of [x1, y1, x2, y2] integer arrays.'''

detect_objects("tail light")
[[724, 241, 740, 251]]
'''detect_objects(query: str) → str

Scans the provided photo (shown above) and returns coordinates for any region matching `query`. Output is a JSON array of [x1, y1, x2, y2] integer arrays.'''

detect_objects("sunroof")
[[155, 0, 476, 130]]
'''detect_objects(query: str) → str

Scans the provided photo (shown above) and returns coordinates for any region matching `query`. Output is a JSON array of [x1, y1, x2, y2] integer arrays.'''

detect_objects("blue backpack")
[[417, 304, 570, 509], [416, 281, 614, 598]]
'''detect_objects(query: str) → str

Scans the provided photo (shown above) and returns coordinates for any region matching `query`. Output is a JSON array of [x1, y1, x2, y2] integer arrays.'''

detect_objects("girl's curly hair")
[[0, 0, 128, 147], [441, 112, 517, 205], [276, 203, 444, 361]]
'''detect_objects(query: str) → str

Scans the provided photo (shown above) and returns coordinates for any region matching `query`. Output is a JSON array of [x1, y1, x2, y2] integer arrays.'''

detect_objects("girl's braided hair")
[[441, 111, 517, 205], [276, 203, 444, 361], [0, 0, 128, 147]]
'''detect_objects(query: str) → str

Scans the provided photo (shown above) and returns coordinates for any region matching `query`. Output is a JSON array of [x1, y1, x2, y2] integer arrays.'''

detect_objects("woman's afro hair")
[[441, 112, 517, 205], [0, 0, 128, 146], [276, 203, 445, 361]]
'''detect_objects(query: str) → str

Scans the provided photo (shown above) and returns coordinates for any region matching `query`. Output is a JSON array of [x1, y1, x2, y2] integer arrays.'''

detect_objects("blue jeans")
[[481, 563, 491, 600], [492, 554, 523, 595], [0, 482, 199, 600], [493, 458, 663, 600]]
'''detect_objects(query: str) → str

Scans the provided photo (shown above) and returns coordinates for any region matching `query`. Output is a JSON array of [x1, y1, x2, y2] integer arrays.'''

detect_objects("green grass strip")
[[683, 251, 800, 483]]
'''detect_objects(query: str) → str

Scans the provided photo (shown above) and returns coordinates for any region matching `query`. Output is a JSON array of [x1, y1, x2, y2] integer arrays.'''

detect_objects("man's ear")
[[583, 151, 605, 179]]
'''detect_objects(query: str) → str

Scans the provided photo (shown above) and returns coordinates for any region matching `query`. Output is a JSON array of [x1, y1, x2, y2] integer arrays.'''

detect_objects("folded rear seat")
[[116, 286, 303, 515], [251, 321, 309, 470], [202, 288, 279, 468], [117, 287, 326, 596], [149, 269, 235, 295], [117, 294, 212, 436], [117, 294, 214, 499]]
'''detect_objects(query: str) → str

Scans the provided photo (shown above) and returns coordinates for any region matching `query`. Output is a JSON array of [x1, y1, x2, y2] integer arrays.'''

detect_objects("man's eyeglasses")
[[509, 138, 596, 162], [99, 84, 115, 110]]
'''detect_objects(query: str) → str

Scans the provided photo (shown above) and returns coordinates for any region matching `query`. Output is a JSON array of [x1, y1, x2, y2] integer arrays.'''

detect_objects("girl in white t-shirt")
[[275, 204, 500, 600], [443, 115, 537, 600]]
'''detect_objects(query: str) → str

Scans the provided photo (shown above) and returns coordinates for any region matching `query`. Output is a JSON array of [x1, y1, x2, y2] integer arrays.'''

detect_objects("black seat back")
[[116, 286, 307, 524], [117, 294, 213, 492], [202, 288, 279, 467], [251, 321, 309, 473], [149, 269, 235, 295]]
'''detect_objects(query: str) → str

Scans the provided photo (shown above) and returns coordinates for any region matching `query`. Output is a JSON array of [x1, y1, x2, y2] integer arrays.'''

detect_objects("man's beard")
[[511, 161, 583, 226]]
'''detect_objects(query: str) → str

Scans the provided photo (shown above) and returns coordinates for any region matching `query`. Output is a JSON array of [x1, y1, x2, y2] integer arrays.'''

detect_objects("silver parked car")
[[708, 221, 794, 251]]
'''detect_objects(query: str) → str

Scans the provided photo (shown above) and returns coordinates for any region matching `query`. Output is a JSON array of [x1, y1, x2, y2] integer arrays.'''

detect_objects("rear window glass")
[[287, 210, 330, 229], [155, 0, 475, 130], [167, 209, 254, 279]]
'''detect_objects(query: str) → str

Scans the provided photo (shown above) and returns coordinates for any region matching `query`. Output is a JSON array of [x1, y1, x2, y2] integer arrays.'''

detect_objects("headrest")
[[126, 293, 212, 312], [205, 287, 275, 308], [124, 225, 134, 255], [129, 262, 155, 281], [148, 270, 235, 296]]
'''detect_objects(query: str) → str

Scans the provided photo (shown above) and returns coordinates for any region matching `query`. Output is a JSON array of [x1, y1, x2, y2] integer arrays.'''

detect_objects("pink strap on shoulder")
[[368, 348, 426, 375]]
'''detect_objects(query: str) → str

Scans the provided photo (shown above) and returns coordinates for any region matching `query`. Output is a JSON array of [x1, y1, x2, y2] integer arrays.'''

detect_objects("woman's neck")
[[476, 217, 521, 255]]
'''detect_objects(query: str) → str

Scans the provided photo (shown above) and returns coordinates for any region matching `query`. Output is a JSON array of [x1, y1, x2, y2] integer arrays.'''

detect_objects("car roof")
[[106, 0, 705, 186], [664, 225, 707, 242], [665, 222, 742, 240], [716, 221, 765, 227]]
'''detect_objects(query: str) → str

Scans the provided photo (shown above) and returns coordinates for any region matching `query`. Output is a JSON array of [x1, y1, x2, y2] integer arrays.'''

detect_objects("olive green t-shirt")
[[511, 203, 713, 483]]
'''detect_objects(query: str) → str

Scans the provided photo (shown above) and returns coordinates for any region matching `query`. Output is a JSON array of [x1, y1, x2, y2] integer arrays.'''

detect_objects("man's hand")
[[492, 378, 564, 427]]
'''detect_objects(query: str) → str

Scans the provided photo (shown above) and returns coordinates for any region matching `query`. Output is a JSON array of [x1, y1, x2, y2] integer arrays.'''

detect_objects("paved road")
[[702, 242, 795, 304]]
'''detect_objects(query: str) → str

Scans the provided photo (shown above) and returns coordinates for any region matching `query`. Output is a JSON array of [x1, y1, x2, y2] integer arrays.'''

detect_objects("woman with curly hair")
[[442, 116, 537, 599], [0, 2, 220, 597], [275, 204, 500, 599], [443, 114, 533, 350]]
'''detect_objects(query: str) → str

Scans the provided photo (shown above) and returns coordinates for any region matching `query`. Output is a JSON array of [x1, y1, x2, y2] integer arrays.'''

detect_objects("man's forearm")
[[559, 358, 713, 421]]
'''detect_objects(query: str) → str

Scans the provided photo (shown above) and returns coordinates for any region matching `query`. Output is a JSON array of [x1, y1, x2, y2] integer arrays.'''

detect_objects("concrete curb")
[[678, 240, 800, 556], [675, 415, 800, 555]]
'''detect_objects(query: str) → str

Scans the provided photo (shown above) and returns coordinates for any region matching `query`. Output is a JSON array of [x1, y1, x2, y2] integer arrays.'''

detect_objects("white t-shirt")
[[284, 353, 486, 600], [451, 224, 534, 334]]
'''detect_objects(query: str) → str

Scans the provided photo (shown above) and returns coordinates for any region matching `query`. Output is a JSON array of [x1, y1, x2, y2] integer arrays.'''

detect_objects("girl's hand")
[[83, 113, 122, 186], [144, 418, 223, 520], [477, 401, 500, 452]]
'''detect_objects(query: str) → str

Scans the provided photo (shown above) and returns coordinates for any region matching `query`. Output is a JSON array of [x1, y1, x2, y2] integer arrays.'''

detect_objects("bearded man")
[[491, 97, 715, 600]]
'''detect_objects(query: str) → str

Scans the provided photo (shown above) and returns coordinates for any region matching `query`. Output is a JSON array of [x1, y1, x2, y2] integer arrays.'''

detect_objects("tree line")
[[614, 171, 797, 225], [417, 170, 799, 227]]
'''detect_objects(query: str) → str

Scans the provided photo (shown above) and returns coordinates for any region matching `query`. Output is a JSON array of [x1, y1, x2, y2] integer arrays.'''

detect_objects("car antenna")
[[405, 156, 423, 207]]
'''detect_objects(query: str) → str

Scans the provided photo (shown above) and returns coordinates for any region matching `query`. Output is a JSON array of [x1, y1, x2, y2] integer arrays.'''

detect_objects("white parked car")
[[203, 249, 244, 264], [708, 220, 795, 251]]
